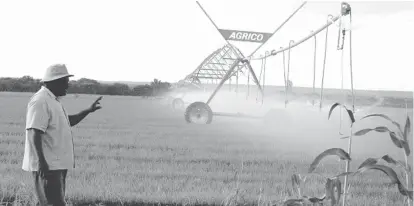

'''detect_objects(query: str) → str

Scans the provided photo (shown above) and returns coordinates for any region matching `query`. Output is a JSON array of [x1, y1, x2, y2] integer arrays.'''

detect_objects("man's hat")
[[41, 64, 74, 82]]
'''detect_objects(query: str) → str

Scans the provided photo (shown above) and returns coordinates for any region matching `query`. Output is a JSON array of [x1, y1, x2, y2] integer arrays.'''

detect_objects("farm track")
[[0, 92, 412, 205]]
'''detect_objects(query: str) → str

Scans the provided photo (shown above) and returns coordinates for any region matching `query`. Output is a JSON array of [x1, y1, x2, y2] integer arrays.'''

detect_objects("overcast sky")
[[0, 0, 413, 91]]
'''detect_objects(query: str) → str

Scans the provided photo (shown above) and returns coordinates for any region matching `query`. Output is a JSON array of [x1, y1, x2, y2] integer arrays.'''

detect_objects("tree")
[[150, 78, 171, 96]]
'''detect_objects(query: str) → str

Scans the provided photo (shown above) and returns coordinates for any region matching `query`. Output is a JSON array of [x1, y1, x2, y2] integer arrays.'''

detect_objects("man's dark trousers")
[[32, 169, 68, 206]]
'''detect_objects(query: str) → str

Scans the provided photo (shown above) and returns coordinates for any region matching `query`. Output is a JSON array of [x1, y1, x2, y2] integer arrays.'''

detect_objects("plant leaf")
[[354, 128, 374, 136], [325, 178, 342, 206], [308, 148, 351, 173], [356, 164, 413, 199], [380, 155, 412, 174], [397, 183, 413, 200], [401, 140, 411, 156], [282, 198, 303, 206], [328, 103, 341, 120], [291, 173, 301, 194], [303, 195, 326, 204], [389, 132, 403, 148], [358, 157, 380, 169], [328, 103, 355, 123], [359, 155, 411, 174], [342, 126, 393, 139], [325, 178, 334, 205], [374, 126, 390, 133], [401, 161, 412, 173], [332, 172, 355, 179], [345, 108, 356, 124], [300, 172, 327, 183], [334, 179, 342, 204], [356, 164, 401, 185], [381, 155, 398, 164], [403, 116, 411, 142], [361, 114, 403, 135]]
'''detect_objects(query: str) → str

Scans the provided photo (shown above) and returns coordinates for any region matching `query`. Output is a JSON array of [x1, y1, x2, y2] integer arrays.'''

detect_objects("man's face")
[[49, 77, 70, 97]]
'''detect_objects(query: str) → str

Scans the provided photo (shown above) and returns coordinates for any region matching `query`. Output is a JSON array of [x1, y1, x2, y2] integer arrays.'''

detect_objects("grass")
[[0, 91, 412, 206]]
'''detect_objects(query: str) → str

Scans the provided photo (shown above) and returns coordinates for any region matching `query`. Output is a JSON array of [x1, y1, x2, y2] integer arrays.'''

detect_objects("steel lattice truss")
[[183, 44, 249, 85]]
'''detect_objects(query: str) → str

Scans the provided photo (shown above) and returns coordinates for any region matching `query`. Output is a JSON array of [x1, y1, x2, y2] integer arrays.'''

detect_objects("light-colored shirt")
[[22, 86, 74, 171]]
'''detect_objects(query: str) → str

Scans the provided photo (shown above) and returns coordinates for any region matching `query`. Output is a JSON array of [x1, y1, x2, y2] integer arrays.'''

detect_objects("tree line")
[[0, 76, 172, 97]]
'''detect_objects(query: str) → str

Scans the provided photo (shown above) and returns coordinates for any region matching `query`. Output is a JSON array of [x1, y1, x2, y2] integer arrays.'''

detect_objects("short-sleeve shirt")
[[22, 86, 74, 171]]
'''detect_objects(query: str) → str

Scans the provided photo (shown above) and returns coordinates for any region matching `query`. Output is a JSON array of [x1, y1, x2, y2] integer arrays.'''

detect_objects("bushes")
[[0, 76, 171, 97]]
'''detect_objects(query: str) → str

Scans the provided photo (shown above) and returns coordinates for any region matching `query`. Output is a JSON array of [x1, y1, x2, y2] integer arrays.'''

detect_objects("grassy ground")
[[0, 92, 412, 206]]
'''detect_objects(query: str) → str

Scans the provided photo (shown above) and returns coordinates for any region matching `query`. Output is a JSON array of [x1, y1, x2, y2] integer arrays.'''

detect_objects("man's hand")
[[38, 161, 49, 178], [69, 96, 103, 127], [88, 96, 103, 113]]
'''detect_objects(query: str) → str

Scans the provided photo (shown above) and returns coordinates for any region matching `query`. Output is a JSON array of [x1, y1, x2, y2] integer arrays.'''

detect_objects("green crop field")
[[0, 91, 412, 206]]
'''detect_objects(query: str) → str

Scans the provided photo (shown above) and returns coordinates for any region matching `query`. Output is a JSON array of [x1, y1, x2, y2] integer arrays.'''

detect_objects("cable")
[[247, 1, 307, 58], [262, 51, 269, 105], [339, 33, 345, 135], [282, 47, 287, 91], [287, 40, 294, 91], [312, 32, 317, 106], [246, 68, 250, 100], [257, 55, 265, 102], [320, 15, 332, 111], [349, 11, 355, 113], [282, 49, 288, 107], [285, 40, 294, 107]]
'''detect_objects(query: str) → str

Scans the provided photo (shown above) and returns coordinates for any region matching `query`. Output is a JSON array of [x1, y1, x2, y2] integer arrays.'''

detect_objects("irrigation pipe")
[[248, 15, 341, 61]]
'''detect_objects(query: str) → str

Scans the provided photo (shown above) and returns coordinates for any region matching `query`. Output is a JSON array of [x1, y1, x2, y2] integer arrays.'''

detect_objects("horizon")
[[1, 74, 413, 94], [0, 1, 413, 92]]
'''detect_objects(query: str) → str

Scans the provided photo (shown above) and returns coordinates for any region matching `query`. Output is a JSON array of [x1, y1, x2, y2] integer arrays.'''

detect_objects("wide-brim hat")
[[41, 63, 74, 82]]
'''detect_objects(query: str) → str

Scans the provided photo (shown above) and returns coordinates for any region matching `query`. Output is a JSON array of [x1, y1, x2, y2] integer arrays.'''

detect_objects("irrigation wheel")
[[172, 98, 185, 110], [184, 102, 213, 124]]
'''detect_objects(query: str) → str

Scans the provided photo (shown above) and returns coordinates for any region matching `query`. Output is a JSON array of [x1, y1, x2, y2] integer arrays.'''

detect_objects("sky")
[[0, 0, 413, 92]]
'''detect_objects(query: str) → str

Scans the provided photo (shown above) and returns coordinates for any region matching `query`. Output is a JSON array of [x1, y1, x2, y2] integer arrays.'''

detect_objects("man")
[[22, 64, 103, 206]]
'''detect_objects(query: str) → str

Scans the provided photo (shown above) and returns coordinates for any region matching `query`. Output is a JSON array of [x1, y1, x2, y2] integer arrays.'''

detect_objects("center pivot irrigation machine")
[[168, 43, 248, 111], [181, 1, 355, 124]]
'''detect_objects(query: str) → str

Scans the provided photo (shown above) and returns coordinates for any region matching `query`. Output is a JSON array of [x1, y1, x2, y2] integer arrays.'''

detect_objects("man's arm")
[[68, 96, 102, 127], [68, 109, 91, 127], [25, 99, 50, 172], [29, 129, 48, 170]]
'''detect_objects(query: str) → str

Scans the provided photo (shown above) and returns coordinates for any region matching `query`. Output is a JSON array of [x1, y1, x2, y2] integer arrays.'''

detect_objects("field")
[[0, 91, 413, 206]]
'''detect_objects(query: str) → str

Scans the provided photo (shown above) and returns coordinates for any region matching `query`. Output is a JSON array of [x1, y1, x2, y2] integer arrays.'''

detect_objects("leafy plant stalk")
[[342, 125, 353, 206], [403, 149, 411, 206], [403, 101, 411, 206], [328, 102, 356, 206]]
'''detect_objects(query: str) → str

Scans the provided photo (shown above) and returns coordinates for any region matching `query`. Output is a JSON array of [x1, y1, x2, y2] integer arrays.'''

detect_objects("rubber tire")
[[172, 98, 185, 110], [184, 102, 213, 124]]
